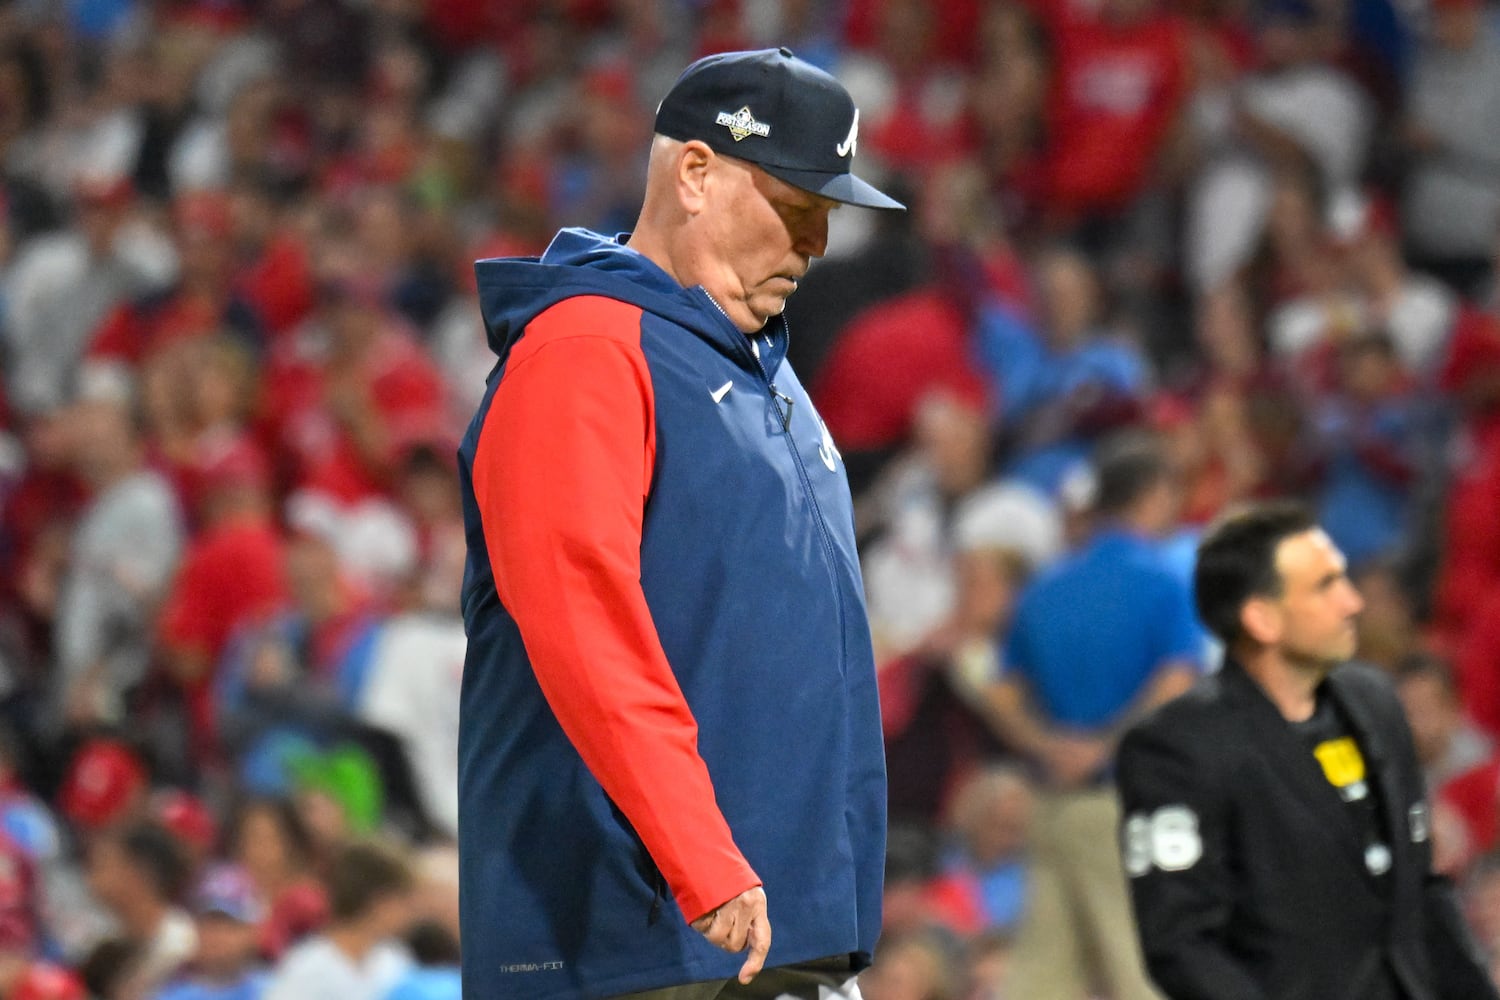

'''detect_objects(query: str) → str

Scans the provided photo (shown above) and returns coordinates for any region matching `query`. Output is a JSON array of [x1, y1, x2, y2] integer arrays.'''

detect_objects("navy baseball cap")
[[654, 48, 905, 211]]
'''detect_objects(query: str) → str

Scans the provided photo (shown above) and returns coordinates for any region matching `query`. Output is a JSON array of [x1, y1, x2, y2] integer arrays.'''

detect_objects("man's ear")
[[677, 141, 714, 216], [1241, 596, 1282, 646]]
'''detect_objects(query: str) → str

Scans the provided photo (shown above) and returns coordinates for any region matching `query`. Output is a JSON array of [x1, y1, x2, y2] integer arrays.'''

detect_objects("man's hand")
[[1042, 732, 1112, 789], [690, 886, 771, 984]]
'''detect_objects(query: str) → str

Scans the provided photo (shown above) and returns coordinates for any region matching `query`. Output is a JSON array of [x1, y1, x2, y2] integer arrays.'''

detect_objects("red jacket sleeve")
[[469, 296, 760, 923]]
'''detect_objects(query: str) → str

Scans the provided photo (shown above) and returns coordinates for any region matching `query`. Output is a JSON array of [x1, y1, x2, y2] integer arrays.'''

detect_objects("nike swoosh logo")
[[710, 381, 733, 403]]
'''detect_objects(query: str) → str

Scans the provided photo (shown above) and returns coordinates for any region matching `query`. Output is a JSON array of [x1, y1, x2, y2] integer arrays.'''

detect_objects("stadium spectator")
[[1036, 0, 1189, 235], [224, 797, 327, 963], [1402, 0, 1500, 294], [84, 822, 196, 997], [1186, 0, 1373, 291], [51, 390, 183, 730], [1398, 653, 1495, 791], [1308, 330, 1422, 569], [154, 864, 269, 1000], [985, 433, 1199, 999], [261, 840, 414, 1000], [978, 246, 1151, 495], [941, 765, 1034, 936], [3, 175, 169, 417], [258, 225, 448, 509]]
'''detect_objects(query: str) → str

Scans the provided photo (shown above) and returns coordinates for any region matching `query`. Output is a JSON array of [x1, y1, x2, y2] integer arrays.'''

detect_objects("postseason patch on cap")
[[653, 48, 904, 210], [716, 106, 770, 142]]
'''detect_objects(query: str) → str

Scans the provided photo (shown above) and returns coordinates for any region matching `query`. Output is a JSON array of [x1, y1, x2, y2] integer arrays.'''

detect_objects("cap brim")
[[760, 164, 905, 210]]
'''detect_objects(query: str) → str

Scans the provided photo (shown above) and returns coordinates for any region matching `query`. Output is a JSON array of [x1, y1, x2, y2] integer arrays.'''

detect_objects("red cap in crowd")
[[153, 789, 218, 857], [57, 739, 148, 832], [11, 964, 86, 1000], [73, 174, 134, 211]]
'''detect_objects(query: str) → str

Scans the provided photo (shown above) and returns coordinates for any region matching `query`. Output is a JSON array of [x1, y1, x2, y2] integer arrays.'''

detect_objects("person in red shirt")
[[259, 233, 448, 508], [158, 436, 286, 758], [227, 176, 315, 341], [812, 286, 991, 478], [1040, 0, 1189, 223], [86, 191, 263, 370]]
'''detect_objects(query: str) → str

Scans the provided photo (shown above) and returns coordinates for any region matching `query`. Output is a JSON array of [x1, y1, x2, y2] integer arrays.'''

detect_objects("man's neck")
[[1238, 647, 1329, 723], [119, 897, 169, 941], [622, 222, 681, 287], [86, 461, 136, 496], [328, 921, 379, 965]]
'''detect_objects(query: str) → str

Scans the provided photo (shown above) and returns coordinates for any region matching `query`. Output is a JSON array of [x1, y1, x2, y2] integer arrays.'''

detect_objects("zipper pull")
[[771, 385, 794, 432]]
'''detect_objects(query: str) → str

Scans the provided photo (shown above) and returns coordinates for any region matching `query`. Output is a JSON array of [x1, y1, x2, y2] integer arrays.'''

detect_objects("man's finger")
[[737, 914, 771, 984], [722, 910, 748, 952]]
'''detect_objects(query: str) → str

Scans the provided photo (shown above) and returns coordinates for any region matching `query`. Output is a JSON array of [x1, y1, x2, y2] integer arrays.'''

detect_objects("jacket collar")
[[1218, 658, 1397, 885]]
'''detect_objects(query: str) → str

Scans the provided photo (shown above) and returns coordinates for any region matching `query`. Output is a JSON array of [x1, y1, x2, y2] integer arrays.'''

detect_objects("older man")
[[457, 49, 900, 1000]]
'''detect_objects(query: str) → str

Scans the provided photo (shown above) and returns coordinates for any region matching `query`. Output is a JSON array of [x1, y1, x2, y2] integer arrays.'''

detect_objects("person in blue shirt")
[[978, 431, 1201, 1000], [153, 865, 269, 1000]]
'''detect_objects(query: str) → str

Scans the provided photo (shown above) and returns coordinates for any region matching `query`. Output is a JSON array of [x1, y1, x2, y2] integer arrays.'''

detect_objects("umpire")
[[1117, 501, 1499, 1000]]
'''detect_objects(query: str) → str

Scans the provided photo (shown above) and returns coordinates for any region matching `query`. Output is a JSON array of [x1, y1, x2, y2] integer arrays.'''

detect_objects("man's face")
[[85, 840, 136, 911], [698, 155, 835, 333], [194, 914, 258, 976], [1398, 673, 1458, 766], [1261, 529, 1365, 667]]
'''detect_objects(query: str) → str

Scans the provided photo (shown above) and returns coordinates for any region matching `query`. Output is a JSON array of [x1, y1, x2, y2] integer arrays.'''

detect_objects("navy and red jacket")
[[456, 228, 887, 999]]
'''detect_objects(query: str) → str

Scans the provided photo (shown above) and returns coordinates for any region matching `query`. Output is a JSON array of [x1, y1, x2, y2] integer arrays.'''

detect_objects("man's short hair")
[[327, 840, 415, 922], [113, 822, 192, 904], [1194, 500, 1319, 644], [1093, 431, 1173, 518]]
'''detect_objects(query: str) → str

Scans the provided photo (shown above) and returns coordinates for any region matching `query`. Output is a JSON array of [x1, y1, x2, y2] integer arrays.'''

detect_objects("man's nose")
[[1345, 581, 1366, 616], [796, 210, 830, 258]]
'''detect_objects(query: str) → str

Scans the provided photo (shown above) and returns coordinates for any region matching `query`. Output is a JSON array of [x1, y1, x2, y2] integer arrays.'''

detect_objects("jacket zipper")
[[701, 291, 848, 669]]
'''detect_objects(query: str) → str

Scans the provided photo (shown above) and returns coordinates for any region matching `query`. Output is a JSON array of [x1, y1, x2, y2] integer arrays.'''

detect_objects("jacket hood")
[[474, 227, 783, 371]]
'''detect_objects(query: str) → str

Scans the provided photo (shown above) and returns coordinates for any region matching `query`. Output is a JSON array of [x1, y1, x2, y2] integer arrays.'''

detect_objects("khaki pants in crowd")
[[616, 956, 861, 1000], [1004, 787, 1164, 1000]]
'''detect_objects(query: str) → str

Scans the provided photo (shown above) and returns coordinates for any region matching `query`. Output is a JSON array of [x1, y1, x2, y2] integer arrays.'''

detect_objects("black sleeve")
[[1383, 693, 1500, 1000], [1116, 722, 1269, 1000], [1425, 872, 1500, 1000]]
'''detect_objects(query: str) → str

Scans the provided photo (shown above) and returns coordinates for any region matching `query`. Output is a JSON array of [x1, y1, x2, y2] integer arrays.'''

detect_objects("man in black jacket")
[[1117, 501, 1499, 1000]]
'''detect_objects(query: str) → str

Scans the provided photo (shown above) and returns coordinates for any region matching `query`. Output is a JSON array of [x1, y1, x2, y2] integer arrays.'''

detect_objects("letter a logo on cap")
[[836, 109, 859, 158]]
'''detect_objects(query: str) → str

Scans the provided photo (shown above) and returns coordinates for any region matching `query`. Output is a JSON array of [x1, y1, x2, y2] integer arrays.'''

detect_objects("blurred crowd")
[[0, 0, 1498, 998]]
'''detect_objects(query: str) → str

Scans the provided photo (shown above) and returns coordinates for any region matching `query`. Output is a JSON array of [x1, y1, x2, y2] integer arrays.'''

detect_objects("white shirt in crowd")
[[357, 613, 466, 838], [263, 936, 411, 1000]]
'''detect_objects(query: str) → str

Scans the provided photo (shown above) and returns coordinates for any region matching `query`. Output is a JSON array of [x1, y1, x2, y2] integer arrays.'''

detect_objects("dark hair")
[[0, 41, 51, 129], [225, 795, 316, 869], [79, 937, 142, 997], [1194, 500, 1318, 643], [111, 821, 192, 903], [1093, 431, 1174, 517], [327, 840, 414, 922], [406, 919, 461, 966]]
